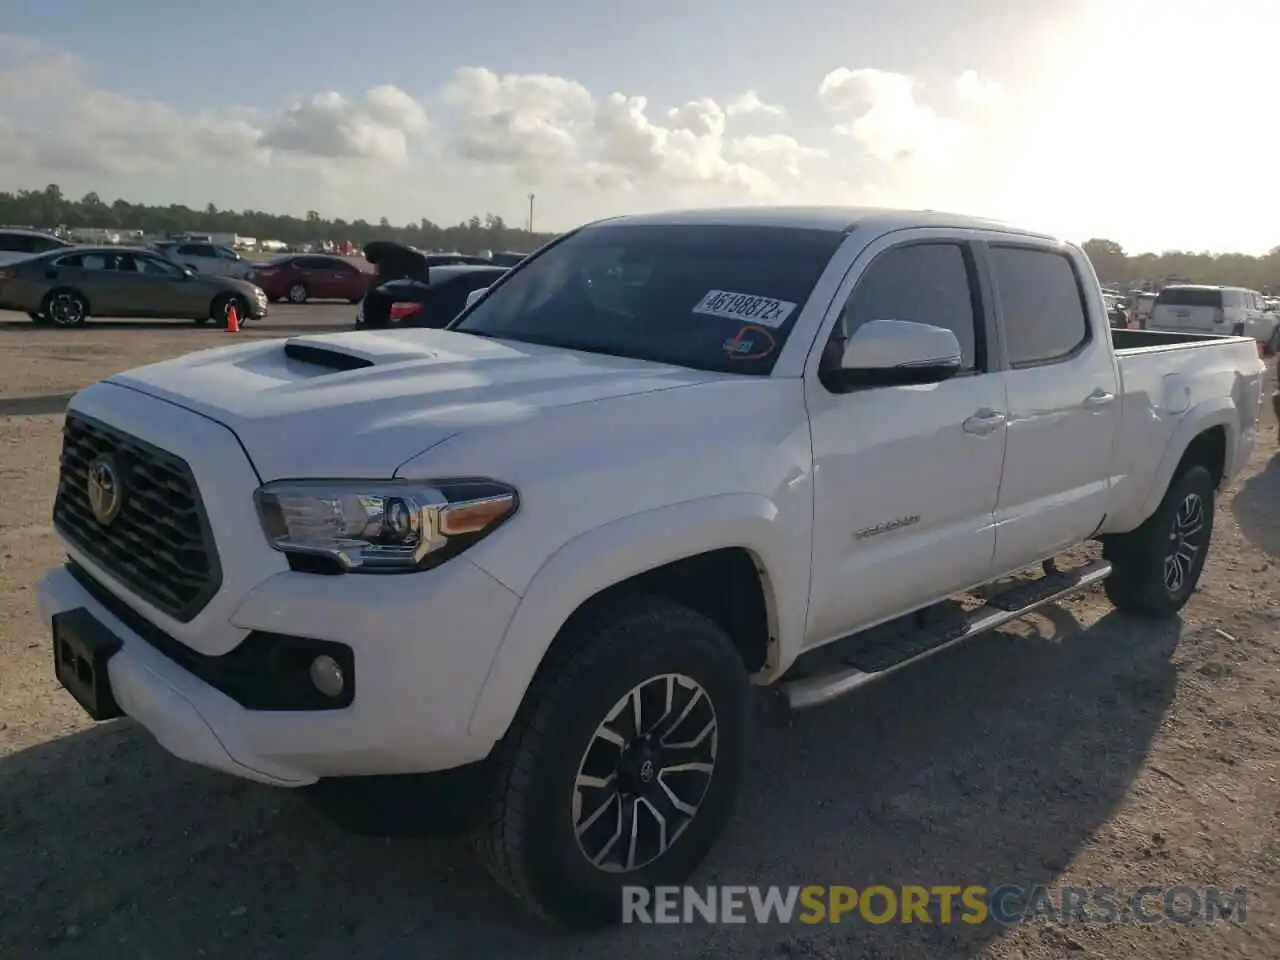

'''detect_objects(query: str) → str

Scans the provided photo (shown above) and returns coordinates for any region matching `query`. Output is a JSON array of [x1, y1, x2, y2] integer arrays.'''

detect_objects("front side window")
[[838, 243, 983, 371], [452, 224, 847, 375]]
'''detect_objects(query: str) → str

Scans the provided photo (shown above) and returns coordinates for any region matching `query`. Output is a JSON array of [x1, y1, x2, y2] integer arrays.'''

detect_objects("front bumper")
[[38, 382, 520, 786]]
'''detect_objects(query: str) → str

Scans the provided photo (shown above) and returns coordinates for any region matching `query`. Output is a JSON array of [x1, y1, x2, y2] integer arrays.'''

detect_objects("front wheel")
[[287, 283, 308, 304], [1103, 464, 1215, 617], [476, 594, 750, 927]]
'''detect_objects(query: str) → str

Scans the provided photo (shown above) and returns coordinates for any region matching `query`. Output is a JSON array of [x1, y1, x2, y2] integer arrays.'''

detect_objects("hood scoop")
[[283, 340, 375, 371]]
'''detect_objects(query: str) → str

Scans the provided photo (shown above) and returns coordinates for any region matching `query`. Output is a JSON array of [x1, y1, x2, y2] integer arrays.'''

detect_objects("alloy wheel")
[[572, 673, 718, 874], [1164, 492, 1205, 594]]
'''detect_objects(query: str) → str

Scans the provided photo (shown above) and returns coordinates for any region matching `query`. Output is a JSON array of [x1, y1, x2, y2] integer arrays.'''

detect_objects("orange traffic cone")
[[226, 303, 239, 333]]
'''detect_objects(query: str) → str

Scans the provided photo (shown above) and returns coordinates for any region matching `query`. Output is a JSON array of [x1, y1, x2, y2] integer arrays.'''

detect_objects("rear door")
[[1150, 287, 1224, 334], [54, 252, 128, 313], [984, 242, 1122, 572]]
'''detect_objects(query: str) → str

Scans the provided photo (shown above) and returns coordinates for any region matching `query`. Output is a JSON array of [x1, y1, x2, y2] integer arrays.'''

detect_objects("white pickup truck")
[[39, 207, 1265, 926]]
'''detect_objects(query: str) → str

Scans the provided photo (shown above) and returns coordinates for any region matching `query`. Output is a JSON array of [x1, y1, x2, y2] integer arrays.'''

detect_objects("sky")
[[0, 0, 1276, 254]]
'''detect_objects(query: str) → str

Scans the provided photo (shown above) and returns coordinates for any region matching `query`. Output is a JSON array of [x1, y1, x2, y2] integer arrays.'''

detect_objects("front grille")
[[54, 412, 222, 622]]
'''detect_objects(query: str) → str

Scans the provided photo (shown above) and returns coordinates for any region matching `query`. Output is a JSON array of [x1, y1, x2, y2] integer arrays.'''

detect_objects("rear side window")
[[1156, 287, 1223, 308], [57, 253, 110, 271], [989, 246, 1090, 367]]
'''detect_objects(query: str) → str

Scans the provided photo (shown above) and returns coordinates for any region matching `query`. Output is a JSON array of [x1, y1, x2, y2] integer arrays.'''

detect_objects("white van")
[[1149, 284, 1280, 354]]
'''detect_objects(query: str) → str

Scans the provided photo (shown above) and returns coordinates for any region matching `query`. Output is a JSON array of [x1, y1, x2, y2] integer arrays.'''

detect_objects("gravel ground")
[[1, 310, 1277, 959]]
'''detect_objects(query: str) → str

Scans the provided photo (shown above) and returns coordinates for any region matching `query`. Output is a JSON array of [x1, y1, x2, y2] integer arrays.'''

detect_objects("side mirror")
[[464, 286, 490, 310], [823, 319, 963, 390]]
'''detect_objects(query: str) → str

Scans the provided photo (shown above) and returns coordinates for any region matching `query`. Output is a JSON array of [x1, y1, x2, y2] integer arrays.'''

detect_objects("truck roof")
[[595, 205, 1057, 240]]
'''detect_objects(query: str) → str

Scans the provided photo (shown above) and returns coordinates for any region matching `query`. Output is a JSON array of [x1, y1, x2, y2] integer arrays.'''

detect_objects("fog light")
[[309, 655, 345, 698]]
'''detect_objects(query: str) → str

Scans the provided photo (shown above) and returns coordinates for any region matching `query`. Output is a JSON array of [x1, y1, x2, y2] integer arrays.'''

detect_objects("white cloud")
[[439, 67, 789, 197], [954, 69, 1004, 107], [0, 32, 1007, 228], [818, 67, 971, 164], [259, 86, 429, 164], [725, 90, 786, 118]]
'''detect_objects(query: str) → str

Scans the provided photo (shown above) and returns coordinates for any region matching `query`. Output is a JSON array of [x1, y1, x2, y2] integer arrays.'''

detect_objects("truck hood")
[[107, 328, 721, 480]]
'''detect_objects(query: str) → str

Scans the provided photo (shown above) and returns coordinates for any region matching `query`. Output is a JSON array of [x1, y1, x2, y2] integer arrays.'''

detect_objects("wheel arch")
[[467, 493, 803, 744], [1136, 403, 1234, 523]]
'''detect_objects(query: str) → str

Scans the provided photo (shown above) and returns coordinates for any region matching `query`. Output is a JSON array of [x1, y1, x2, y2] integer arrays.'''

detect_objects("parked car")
[[245, 254, 372, 303], [361, 241, 495, 278], [37, 207, 1265, 927], [154, 241, 255, 280], [489, 251, 529, 267], [0, 227, 73, 266], [356, 250, 507, 328], [1148, 284, 1280, 354], [0, 246, 267, 326], [1103, 292, 1128, 327], [1274, 353, 1280, 443]]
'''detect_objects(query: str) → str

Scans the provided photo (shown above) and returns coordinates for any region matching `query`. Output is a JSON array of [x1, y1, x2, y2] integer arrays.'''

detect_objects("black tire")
[[41, 288, 89, 327], [210, 294, 248, 329], [1265, 326, 1280, 357], [287, 282, 309, 304], [475, 592, 750, 927], [1103, 464, 1214, 618]]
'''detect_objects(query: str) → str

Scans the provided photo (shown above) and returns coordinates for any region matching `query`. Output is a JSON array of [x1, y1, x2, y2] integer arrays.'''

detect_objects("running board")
[[779, 559, 1113, 710]]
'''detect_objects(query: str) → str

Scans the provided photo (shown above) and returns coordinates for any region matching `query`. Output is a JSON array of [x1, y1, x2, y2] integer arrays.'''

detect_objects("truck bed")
[[1103, 326, 1263, 534], [1111, 327, 1248, 352]]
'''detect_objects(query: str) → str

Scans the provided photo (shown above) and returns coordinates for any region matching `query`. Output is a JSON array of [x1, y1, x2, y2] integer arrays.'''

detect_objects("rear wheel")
[[1103, 464, 1214, 618], [42, 289, 88, 327], [476, 593, 750, 927]]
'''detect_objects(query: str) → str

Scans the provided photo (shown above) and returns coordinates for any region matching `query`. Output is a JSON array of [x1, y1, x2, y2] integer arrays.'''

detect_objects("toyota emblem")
[[639, 759, 655, 783], [86, 455, 123, 526]]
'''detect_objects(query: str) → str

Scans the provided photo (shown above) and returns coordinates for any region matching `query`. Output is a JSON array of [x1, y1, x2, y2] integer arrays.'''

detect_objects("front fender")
[[1137, 396, 1237, 521], [466, 493, 809, 744]]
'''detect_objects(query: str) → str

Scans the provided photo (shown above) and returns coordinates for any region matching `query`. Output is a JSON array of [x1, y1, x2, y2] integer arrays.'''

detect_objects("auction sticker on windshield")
[[693, 289, 797, 328]]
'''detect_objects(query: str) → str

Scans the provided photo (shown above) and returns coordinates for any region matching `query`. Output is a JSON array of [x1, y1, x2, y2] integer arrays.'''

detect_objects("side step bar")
[[779, 558, 1113, 710]]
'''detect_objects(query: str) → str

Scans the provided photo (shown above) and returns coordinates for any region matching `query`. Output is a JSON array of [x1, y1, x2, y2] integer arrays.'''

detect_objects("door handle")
[[1083, 389, 1115, 410], [962, 408, 1007, 436]]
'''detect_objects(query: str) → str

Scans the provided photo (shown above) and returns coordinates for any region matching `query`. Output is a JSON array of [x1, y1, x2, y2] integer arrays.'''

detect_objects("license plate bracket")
[[53, 608, 124, 721]]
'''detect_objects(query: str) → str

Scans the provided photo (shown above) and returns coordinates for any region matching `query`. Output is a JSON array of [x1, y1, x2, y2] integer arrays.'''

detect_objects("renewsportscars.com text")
[[622, 884, 1249, 925]]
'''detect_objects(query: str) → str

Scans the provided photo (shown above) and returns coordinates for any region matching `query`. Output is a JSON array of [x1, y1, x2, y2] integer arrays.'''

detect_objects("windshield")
[[451, 223, 846, 374]]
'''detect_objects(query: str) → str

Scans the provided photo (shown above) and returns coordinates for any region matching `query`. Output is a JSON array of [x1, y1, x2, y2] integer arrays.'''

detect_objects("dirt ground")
[[0, 313, 1277, 959]]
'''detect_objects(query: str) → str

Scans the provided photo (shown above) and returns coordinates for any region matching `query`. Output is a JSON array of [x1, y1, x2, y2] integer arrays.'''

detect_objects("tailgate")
[[1149, 304, 1220, 333]]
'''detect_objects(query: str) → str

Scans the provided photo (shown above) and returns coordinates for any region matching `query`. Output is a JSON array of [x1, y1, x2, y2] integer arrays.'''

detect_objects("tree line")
[[0, 184, 559, 255], [5, 186, 1279, 285], [1082, 238, 1280, 292]]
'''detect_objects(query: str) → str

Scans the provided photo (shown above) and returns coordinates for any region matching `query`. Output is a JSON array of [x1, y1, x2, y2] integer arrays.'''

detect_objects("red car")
[[245, 254, 372, 304]]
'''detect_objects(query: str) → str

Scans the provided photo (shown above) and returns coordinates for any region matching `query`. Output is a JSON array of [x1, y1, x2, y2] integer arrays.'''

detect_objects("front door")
[[805, 235, 1008, 646]]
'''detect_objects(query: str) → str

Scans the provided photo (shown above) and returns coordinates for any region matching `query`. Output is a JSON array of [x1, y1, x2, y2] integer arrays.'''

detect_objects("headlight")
[[253, 478, 518, 573]]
